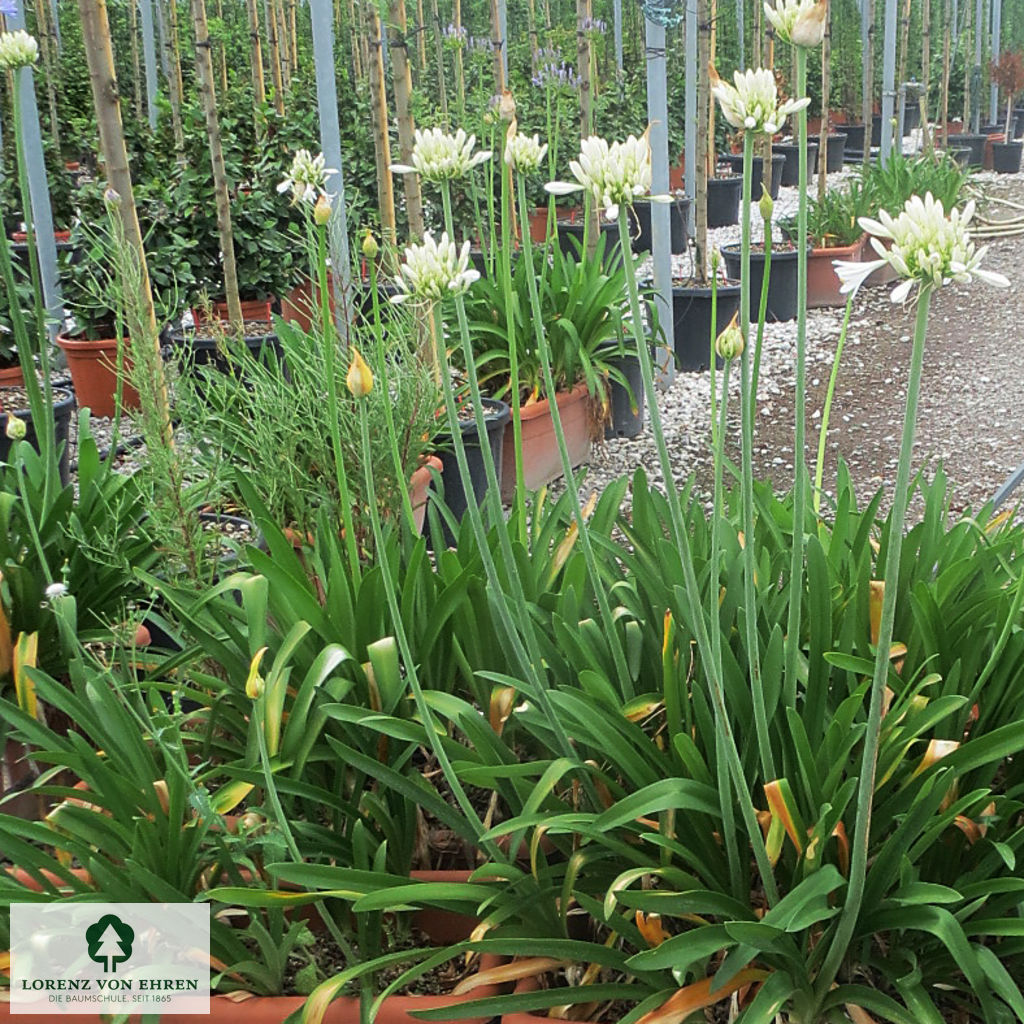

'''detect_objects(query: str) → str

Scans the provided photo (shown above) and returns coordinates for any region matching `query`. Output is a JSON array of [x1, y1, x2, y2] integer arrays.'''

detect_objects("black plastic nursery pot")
[[840, 122, 866, 153], [172, 326, 284, 380], [902, 105, 921, 132], [775, 142, 819, 187], [948, 146, 972, 167], [822, 132, 847, 173], [556, 218, 621, 261], [630, 196, 691, 255], [0, 387, 75, 486], [717, 153, 786, 200], [604, 355, 645, 439], [1015, 109, 1024, 139], [671, 281, 742, 372], [992, 141, 1023, 174], [721, 243, 805, 323], [951, 133, 987, 167], [706, 175, 742, 227], [432, 398, 510, 540]]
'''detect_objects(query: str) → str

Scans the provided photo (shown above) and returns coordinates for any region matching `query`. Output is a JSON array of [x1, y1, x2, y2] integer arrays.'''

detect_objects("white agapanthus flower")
[[833, 192, 1010, 302], [504, 124, 548, 174], [390, 128, 492, 182], [390, 232, 480, 305], [763, 0, 827, 46], [277, 149, 335, 206], [0, 30, 39, 71], [710, 64, 810, 136], [545, 131, 669, 222], [44, 582, 68, 600]]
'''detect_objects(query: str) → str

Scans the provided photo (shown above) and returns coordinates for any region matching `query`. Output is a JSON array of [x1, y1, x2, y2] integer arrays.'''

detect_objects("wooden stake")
[[245, 0, 267, 114], [158, 0, 185, 149], [191, 0, 244, 329], [428, 0, 448, 121], [695, 0, 710, 285], [266, 0, 286, 112], [415, 0, 427, 70], [128, 0, 145, 122], [77, 0, 171, 441], [940, 0, 951, 145], [921, 0, 932, 151], [818, 3, 831, 201], [453, 0, 465, 116], [490, 0, 506, 92], [863, 0, 875, 165], [217, 0, 229, 92], [364, 0, 397, 249], [389, 0, 425, 238]]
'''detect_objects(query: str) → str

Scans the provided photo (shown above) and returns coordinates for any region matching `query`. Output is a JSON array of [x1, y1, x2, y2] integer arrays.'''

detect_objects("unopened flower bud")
[[710, 248, 722, 272], [313, 192, 332, 225], [104, 187, 122, 208], [759, 191, 774, 222], [499, 89, 516, 122], [362, 231, 379, 260], [245, 647, 268, 700], [346, 347, 373, 397], [791, 0, 827, 47], [5, 416, 26, 441], [715, 312, 745, 360]]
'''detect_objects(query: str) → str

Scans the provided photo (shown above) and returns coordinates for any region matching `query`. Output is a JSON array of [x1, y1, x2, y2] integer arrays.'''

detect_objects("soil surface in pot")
[[186, 320, 278, 341], [0, 386, 30, 413]]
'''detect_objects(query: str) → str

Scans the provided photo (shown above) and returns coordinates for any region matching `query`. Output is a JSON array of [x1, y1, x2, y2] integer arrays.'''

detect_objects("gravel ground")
[[572, 168, 1024, 519]]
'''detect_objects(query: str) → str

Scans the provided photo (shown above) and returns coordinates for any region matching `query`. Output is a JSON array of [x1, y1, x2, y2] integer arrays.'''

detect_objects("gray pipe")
[[138, 0, 159, 130], [880, 0, 898, 162]]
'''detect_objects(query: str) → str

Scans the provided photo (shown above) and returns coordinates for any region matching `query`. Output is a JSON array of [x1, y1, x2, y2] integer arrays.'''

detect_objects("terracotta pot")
[[984, 132, 1006, 170], [192, 297, 274, 324], [864, 236, 900, 287], [501, 973, 598, 1024], [56, 332, 139, 419], [10, 229, 71, 245], [528, 206, 550, 243], [500, 383, 593, 502], [410, 455, 442, 534], [65, 161, 81, 172], [805, 235, 868, 308], [0, 365, 24, 387], [0, 741, 42, 835], [281, 275, 336, 332]]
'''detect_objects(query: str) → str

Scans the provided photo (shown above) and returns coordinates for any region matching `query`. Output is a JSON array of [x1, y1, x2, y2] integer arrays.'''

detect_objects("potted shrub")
[[989, 50, 1024, 173]]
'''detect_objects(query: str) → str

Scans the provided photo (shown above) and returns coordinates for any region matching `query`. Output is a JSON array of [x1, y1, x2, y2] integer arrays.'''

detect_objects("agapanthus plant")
[[763, 0, 828, 46], [709, 63, 810, 136], [389, 127, 492, 182]]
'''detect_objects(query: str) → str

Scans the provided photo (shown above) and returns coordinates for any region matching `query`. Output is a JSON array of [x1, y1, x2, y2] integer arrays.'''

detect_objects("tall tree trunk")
[[275, 0, 291, 87], [490, 0, 506, 92], [940, 0, 951, 144], [77, 0, 171, 440], [244, 0, 267, 116], [191, 0, 244, 328], [364, 0, 397, 249], [217, 0, 229, 92], [128, 0, 145, 122], [428, 0, 448, 121], [32, 0, 61, 151], [527, 0, 538, 74], [166, 0, 185, 113], [818, 7, 831, 201], [266, 0, 286, 112], [454, 0, 466, 117], [288, 0, 298, 68], [346, 0, 364, 78], [158, 0, 185, 149], [896, 0, 912, 132], [694, 0, 710, 285], [962, 0, 972, 124], [388, 0, 424, 238], [708, 0, 717, 180], [577, 0, 597, 254], [863, 0, 875, 164]]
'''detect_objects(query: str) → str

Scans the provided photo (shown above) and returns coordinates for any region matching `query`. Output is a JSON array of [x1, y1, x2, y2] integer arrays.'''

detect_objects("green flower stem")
[[748, 210, 773, 418], [503, 159, 527, 543], [784, 45, 810, 709], [616, 203, 779, 907], [317, 221, 359, 576], [814, 285, 933, 1004], [367, 253, 417, 533], [812, 295, 854, 515], [516, 173, 633, 698], [739, 132, 774, 782], [355, 393, 502, 860]]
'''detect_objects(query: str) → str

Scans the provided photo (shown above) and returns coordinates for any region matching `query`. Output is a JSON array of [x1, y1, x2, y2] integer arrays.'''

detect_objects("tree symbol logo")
[[85, 914, 135, 973]]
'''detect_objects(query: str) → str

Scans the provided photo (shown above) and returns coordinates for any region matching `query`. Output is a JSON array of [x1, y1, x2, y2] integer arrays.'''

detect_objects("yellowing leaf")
[[636, 910, 671, 948], [913, 738, 960, 777], [453, 957, 569, 995], [636, 968, 768, 1024], [14, 632, 39, 719], [489, 686, 516, 735], [764, 780, 804, 855], [869, 580, 884, 646]]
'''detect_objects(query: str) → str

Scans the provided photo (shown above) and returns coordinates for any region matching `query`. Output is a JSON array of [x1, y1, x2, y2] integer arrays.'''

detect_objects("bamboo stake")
[[415, 0, 426, 70], [266, 0, 286, 112], [694, 0, 710, 285], [245, 0, 267, 114], [191, 0, 244, 329], [708, 0, 716, 181], [921, 0, 932, 151], [428, 0, 448, 121], [527, 0, 538, 74], [275, 0, 291, 87], [128, 0, 145, 122], [940, 0, 951, 144], [77, 0, 171, 442], [159, 0, 185, 149], [166, 0, 185, 111], [896, 0, 911, 131], [454, 0, 465, 116], [364, 0, 397, 249], [578, 0, 597, 254], [32, 0, 60, 150], [389, 0, 425, 238], [863, 0, 875, 164], [490, 0, 506, 92], [288, 0, 298, 68], [962, 0, 971, 124], [346, 0, 363, 77]]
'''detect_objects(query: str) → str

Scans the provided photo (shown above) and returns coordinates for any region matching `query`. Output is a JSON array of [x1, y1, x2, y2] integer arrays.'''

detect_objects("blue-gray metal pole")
[[990, 0, 1001, 123], [646, 17, 674, 386], [973, 0, 983, 130], [880, 0, 898, 162], [7, 1, 61, 334], [737, 0, 744, 68], [310, 0, 353, 331], [685, 0, 696, 230], [138, 0, 159, 129], [50, 0, 60, 50], [614, 0, 623, 69], [499, 0, 508, 80]]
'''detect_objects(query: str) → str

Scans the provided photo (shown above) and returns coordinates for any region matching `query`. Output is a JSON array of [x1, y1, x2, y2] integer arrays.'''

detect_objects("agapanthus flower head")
[[504, 120, 548, 174], [764, 0, 827, 46], [709, 63, 809, 136], [833, 192, 1010, 302], [0, 30, 39, 70], [532, 56, 580, 91], [545, 130, 669, 221], [277, 149, 335, 206], [390, 127, 492, 182], [390, 232, 481, 305]]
